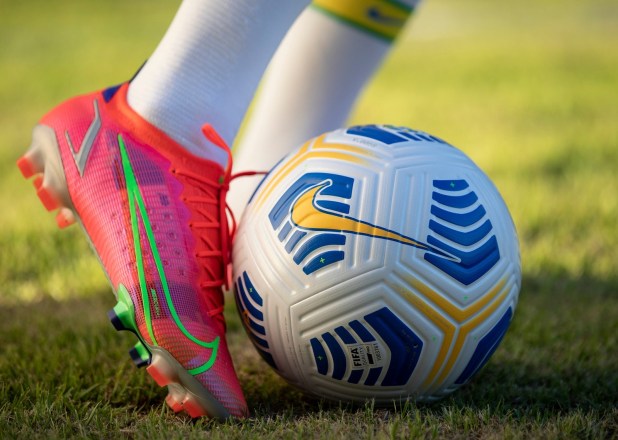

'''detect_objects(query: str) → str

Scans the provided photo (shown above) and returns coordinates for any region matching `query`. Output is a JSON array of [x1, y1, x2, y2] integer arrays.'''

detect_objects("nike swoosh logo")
[[290, 180, 455, 260], [65, 99, 101, 176], [118, 134, 219, 375], [366, 7, 405, 26]]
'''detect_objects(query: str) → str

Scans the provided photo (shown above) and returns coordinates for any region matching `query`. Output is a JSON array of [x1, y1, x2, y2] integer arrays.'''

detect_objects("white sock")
[[230, 0, 422, 217], [127, 0, 310, 166]]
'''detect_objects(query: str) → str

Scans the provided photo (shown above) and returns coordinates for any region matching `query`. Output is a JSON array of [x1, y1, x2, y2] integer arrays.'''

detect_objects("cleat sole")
[[151, 348, 232, 419]]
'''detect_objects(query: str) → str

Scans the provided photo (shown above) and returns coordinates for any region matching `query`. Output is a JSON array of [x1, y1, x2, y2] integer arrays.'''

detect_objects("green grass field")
[[1, 0, 617, 438]]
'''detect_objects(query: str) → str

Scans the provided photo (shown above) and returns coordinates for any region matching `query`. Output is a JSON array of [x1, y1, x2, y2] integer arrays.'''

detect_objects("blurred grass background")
[[0, 0, 616, 438]]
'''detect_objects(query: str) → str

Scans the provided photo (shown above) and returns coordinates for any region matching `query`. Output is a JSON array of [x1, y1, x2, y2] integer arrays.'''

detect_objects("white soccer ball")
[[232, 125, 520, 403]]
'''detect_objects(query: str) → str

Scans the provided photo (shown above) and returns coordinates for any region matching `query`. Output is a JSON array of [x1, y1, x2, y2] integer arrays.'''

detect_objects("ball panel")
[[288, 280, 448, 398]]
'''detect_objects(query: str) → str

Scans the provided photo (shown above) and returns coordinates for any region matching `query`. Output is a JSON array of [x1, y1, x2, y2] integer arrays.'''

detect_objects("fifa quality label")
[[348, 343, 384, 368]]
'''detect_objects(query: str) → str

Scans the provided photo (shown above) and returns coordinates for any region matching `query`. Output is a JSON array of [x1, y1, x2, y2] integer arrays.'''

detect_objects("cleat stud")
[[165, 394, 184, 413], [108, 287, 138, 333], [146, 355, 177, 387], [147, 365, 171, 387], [36, 184, 60, 211], [129, 341, 151, 368], [16, 155, 38, 179], [107, 308, 130, 332], [56, 208, 76, 229], [182, 396, 207, 418], [33, 175, 44, 190]]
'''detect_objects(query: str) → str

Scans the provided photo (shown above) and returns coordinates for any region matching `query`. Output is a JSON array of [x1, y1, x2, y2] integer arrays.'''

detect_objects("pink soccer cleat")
[[17, 83, 247, 419]]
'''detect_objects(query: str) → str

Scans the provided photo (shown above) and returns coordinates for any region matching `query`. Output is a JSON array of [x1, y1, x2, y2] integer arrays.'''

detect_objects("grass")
[[1, 0, 617, 438]]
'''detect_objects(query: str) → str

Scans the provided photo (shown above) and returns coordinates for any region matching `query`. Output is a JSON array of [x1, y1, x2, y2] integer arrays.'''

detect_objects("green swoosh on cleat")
[[118, 134, 219, 375]]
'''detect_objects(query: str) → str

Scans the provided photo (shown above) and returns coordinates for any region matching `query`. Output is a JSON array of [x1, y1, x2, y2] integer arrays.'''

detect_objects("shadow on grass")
[[0, 271, 615, 424], [242, 359, 617, 421], [239, 272, 618, 420]]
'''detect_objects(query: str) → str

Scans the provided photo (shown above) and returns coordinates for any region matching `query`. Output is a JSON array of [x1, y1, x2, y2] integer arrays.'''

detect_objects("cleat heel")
[[129, 341, 151, 368], [26, 125, 74, 213]]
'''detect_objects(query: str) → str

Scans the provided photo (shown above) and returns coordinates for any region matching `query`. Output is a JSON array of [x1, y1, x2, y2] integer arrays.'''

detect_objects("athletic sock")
[[230, 0, 421, 216], [127, 0, 310, 166]]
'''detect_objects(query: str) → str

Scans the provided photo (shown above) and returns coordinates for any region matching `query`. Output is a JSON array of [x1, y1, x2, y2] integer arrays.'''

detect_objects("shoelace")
[[227, 170, 268, 238], [172, 124, 267, 325], [171, 166, 227, 321]]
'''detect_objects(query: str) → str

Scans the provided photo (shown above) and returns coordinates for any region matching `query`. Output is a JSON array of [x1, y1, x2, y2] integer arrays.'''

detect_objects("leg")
[[128, 0, 309, 165], [230, 0, 422, 217]]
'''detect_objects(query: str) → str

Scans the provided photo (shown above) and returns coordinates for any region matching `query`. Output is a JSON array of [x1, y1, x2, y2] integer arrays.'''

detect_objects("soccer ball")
[[232, 125, 520, 403]]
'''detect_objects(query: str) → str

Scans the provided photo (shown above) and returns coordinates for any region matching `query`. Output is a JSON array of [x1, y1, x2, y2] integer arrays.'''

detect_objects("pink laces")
[[172, 124, 268, 324]]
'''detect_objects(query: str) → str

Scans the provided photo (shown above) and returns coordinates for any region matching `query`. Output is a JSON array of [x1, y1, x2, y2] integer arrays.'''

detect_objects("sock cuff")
[[311, 0, 420, 42]]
